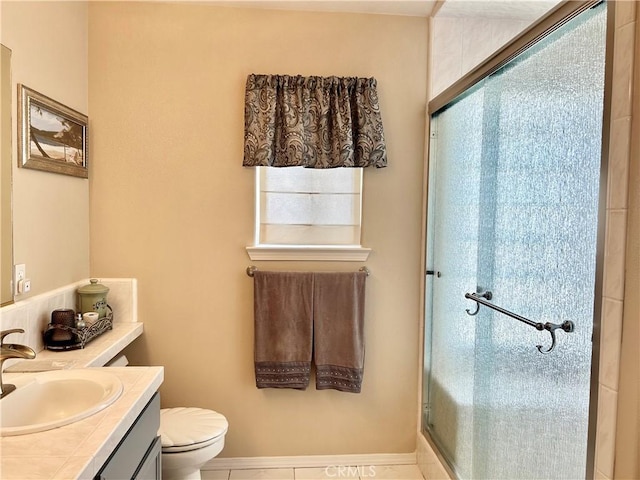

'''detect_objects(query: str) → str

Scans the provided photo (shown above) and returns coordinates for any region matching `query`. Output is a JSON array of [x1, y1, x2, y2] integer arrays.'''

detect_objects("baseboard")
[[204, 452, 417, 471]]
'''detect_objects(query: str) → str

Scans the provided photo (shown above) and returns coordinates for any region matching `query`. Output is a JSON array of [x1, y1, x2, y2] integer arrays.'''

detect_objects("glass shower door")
[[424, 4, 606, 479], [425, 82, 486, 480]]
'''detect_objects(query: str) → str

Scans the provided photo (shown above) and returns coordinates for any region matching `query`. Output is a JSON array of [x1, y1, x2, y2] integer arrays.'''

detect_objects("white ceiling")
[[436, 0, 560, 20], [186, 0, 560, 20], [205, 0, 438, 17]]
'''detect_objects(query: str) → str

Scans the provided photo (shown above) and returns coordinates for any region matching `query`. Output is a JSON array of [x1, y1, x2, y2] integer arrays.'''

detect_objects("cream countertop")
[[0, 366, 164, 480], [0, 318, 162, 479]]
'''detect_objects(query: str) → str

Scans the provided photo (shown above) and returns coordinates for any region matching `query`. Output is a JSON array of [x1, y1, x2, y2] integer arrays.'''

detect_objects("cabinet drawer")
[[96, 392, 160, 480]]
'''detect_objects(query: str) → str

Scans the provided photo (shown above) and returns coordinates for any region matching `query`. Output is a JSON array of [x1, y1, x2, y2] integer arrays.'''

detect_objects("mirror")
[[1, 44, 13, 306]]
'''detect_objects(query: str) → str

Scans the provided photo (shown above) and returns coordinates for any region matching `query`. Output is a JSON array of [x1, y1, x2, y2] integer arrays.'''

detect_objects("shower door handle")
[[426, 270, 441, 277], [464, 291, 575, 354]]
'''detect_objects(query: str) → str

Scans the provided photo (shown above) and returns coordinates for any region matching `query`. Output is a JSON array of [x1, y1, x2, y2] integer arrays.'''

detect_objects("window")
[[246, 167, 371, 261]]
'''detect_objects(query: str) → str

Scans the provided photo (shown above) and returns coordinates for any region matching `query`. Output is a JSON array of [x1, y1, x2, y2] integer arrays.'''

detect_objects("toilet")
[[159, 407, 229, 480]]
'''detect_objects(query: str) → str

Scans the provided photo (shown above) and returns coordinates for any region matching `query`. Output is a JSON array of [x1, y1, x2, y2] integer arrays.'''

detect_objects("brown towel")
[[253, 271, 314, 389], [313, 272, 366, 393]]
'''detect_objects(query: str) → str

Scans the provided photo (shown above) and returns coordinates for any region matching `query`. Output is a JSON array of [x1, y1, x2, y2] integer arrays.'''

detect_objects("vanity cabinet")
[[95, 393, 161, 480]]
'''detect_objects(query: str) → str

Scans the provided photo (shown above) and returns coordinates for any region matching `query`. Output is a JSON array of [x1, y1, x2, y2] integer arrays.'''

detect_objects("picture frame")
[[18, 84, 88, 178]]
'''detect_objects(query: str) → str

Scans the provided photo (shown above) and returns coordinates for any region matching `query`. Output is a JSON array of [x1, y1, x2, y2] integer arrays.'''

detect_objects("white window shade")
[[259, 166, 361, 245], [247, 167, 371, 261]]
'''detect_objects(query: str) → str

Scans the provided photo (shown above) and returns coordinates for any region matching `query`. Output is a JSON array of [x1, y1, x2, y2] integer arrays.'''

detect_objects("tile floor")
[[202, 464, 425, 480]]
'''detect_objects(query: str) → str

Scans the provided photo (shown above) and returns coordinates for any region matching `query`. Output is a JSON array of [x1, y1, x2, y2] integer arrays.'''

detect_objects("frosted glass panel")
[[426, 82, 485, 480], [425, 4, 606, 480]]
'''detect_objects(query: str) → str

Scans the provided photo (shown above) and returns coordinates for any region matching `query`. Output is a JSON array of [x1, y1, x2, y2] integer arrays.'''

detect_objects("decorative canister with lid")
[[77, 279, 110, 319]]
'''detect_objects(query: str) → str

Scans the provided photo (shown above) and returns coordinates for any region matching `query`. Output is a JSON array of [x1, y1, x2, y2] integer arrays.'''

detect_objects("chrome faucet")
[[0, 329, 36, 399]]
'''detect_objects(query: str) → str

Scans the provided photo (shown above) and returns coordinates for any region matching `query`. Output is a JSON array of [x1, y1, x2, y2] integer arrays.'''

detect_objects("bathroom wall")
[[614, 4, 640, 478], [596, 2, 637, 478], [0, 1, 90, 299], [88, 2, 428, 458]]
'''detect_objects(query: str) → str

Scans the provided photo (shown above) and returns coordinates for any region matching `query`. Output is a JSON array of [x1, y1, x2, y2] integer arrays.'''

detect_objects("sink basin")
[[0, 369, 123, 436]]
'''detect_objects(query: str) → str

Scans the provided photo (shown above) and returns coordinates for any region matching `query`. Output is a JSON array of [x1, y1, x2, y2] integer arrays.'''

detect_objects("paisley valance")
[[243, 74, 387, 168]]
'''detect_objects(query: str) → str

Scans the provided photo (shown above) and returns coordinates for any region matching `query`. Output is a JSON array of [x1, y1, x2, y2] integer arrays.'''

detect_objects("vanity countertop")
[[0, 320, 162, 479], [0, 366, 164, 480]]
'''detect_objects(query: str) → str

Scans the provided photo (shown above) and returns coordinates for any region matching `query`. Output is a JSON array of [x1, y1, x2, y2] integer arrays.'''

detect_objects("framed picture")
[[18, 84, 88, 178]]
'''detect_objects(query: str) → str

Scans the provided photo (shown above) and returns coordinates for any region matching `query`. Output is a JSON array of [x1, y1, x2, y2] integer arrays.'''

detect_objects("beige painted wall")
[[0, 1, 90, 299], [88, 2, 428, 457]]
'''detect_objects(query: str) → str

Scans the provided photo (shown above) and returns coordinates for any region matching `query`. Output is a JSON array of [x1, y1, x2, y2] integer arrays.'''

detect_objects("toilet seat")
[[160, 407, 228, 454]]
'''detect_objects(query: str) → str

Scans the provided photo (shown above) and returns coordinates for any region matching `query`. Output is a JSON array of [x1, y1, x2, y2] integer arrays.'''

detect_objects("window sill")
[[246, 245, 371, 262]]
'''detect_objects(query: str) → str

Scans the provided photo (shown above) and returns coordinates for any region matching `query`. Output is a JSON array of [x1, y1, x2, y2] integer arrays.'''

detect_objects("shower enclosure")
[[423, 3, 608, 479]]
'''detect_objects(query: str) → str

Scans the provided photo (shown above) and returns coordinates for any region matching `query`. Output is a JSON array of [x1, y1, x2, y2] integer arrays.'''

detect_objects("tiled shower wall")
[[614, 5, 640, 478], [596, 2, 637, 479], [422, 2, 636, 479]]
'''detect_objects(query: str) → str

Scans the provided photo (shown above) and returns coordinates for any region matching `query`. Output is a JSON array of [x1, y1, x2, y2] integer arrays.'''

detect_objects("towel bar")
[[246, 265, 370, 277]]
